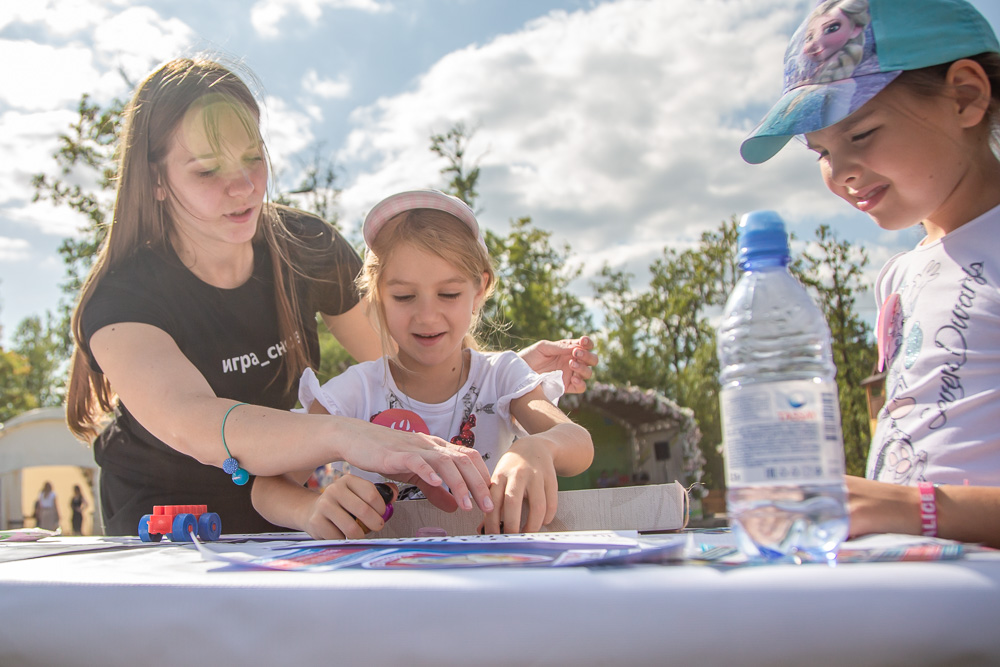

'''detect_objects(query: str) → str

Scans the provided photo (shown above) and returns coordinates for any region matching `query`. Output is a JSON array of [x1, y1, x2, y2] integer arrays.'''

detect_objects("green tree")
[[12, 314, 65, 408], [0, 321, 38, 422], [32, 93, 122, 354], [597, 216, 877, 489], [797, 224, 876, 476], [274, 142, 343, 230], [430, 121, 593, 349], [594, 217, 740, 489], [483, 219, 593, 350], [430, 121, 481, 207], [271, 147, 357, 384]]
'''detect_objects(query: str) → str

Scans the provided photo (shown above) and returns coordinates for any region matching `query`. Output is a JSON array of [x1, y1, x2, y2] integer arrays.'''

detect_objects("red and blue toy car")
[[138, 505, 222, 542]]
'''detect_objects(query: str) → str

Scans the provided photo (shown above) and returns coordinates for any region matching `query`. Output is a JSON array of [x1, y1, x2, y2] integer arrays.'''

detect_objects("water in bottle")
[[716, 210, 848, 563]]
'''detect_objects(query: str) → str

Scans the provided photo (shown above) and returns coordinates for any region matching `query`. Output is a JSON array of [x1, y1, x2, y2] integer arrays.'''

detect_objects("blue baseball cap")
[[740, 0, 1000, 164]]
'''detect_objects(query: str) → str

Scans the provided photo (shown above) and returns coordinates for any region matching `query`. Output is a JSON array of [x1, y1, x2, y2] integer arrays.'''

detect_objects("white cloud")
[[0, 0, 115, 36], [91, 7, 195, 81], [302, 69, 351, 99], [0, 108, 78, 202], [0, 41, 100, 110], [261, 95, 317, 183], [8, 197, 98, 239], [251, 0, 388, 39], [335, 0, 826, 277], [0, 237, 30, 262], [0, 7, 194, 115]]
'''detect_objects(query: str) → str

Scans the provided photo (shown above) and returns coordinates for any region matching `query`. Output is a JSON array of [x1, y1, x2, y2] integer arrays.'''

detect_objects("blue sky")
[[2, 0, 999, 344]]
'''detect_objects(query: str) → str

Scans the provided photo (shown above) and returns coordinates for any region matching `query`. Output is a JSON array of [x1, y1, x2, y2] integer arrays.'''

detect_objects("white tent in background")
[[0, 407, 101, 533]]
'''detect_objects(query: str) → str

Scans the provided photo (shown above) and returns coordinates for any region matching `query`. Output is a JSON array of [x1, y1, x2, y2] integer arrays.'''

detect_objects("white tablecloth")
[[1, 535, 999, 666]]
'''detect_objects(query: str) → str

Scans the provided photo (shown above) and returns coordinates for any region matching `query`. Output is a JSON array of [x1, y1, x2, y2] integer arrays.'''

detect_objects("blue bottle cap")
[[738, 210, 790, 267]]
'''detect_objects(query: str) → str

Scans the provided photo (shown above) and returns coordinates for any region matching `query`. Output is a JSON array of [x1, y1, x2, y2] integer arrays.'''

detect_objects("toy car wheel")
[[197, 512, 222, 541], [171, 513, 196, 542], [138, 514, 162, 543]]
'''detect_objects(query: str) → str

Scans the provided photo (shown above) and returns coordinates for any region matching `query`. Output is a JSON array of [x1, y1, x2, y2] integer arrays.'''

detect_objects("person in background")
[[70, 485, 88, 535], [64, 56, 598, 536], [741, 0, 1000, 547], [34, 482, 59, 531], [253, 191, 594, 538]]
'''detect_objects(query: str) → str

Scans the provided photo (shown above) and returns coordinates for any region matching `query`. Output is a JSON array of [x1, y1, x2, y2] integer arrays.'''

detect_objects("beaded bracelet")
[[221, 402, 250, 486], [917, 481, 938, 538]]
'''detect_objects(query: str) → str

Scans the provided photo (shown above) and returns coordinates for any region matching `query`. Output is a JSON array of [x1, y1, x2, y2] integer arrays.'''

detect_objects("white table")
[[1, 534, 999, 666]]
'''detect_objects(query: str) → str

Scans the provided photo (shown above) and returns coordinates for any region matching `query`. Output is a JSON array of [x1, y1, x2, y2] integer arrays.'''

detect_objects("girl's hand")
[[482, 437, 559, 534], [519, 336, 597, 394], [299, 476, 397, 540]]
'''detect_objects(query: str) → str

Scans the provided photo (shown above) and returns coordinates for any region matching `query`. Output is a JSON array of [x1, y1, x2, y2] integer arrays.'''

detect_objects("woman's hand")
[[341, 421, 495, 514], [519, 336, 597, 394], [481, 437, 559, 534], [299, 476, 398, 540]]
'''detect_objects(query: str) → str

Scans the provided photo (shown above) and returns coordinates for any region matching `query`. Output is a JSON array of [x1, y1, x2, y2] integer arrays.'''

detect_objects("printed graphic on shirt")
[[221, 331, 302, 375], [870, 258, 990, 482]]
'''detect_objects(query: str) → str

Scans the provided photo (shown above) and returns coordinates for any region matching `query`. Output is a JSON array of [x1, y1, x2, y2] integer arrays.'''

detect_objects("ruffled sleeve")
[[295, 366, 366, 417], [491, 351, 565, 435]]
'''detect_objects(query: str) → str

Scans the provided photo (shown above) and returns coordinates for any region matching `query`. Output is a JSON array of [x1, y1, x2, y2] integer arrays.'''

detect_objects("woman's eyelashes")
[[193, 153, 262, 179]]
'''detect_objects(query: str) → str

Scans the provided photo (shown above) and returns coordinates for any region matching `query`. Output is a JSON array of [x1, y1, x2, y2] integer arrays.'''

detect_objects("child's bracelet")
[[917, 481, 938, 538], [221, 402, 250, 486]]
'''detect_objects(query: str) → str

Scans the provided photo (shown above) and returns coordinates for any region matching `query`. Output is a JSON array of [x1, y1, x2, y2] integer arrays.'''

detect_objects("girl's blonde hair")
[[357, 208, 496, 367], [66, 56, 322, 441]]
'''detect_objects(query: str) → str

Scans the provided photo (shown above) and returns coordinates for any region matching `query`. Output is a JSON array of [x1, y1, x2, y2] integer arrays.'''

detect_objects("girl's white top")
[[299, 349, 564, 479], [869, 203, 1000, 486]]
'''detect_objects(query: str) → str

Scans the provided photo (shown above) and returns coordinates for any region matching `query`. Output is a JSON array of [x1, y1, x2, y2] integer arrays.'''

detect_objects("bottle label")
[[720, 379, 845, 486]]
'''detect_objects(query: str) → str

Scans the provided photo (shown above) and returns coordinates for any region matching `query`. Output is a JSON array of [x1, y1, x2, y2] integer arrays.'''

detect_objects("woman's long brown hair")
[[66, 57, 314, 442]]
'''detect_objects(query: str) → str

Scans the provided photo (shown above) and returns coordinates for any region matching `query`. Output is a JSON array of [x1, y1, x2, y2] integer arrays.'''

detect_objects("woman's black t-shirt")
[[80, 207, 363, 535]]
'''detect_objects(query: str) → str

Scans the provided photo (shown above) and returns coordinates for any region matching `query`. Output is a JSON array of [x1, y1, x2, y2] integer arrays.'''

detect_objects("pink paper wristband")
[[917, 482, 938, 538]]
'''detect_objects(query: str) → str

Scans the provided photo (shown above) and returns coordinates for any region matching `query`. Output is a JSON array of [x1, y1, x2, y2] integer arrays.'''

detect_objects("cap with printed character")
[[740, 0, 1000, 164]]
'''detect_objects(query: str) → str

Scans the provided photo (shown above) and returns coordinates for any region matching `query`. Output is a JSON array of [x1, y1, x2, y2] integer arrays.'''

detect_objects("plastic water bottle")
[[716, 211, 848, 563]]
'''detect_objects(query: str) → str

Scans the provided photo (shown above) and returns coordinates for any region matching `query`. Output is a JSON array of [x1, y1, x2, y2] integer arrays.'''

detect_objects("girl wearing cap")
[[252, 190, 594, 538], [65, 56, 597, 536], [742, 0, 1000, 547]]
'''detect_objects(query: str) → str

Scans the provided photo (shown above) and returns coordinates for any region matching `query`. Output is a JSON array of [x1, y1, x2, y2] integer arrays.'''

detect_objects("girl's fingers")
[[501, 477, 530, 534], [543, 473, 559, 526], [483, 482, 506, 534], [311, 478, 387, 539], [517, 477, 549, 533], [319, 493, 369, 539], [343, 478, 399, 534]]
